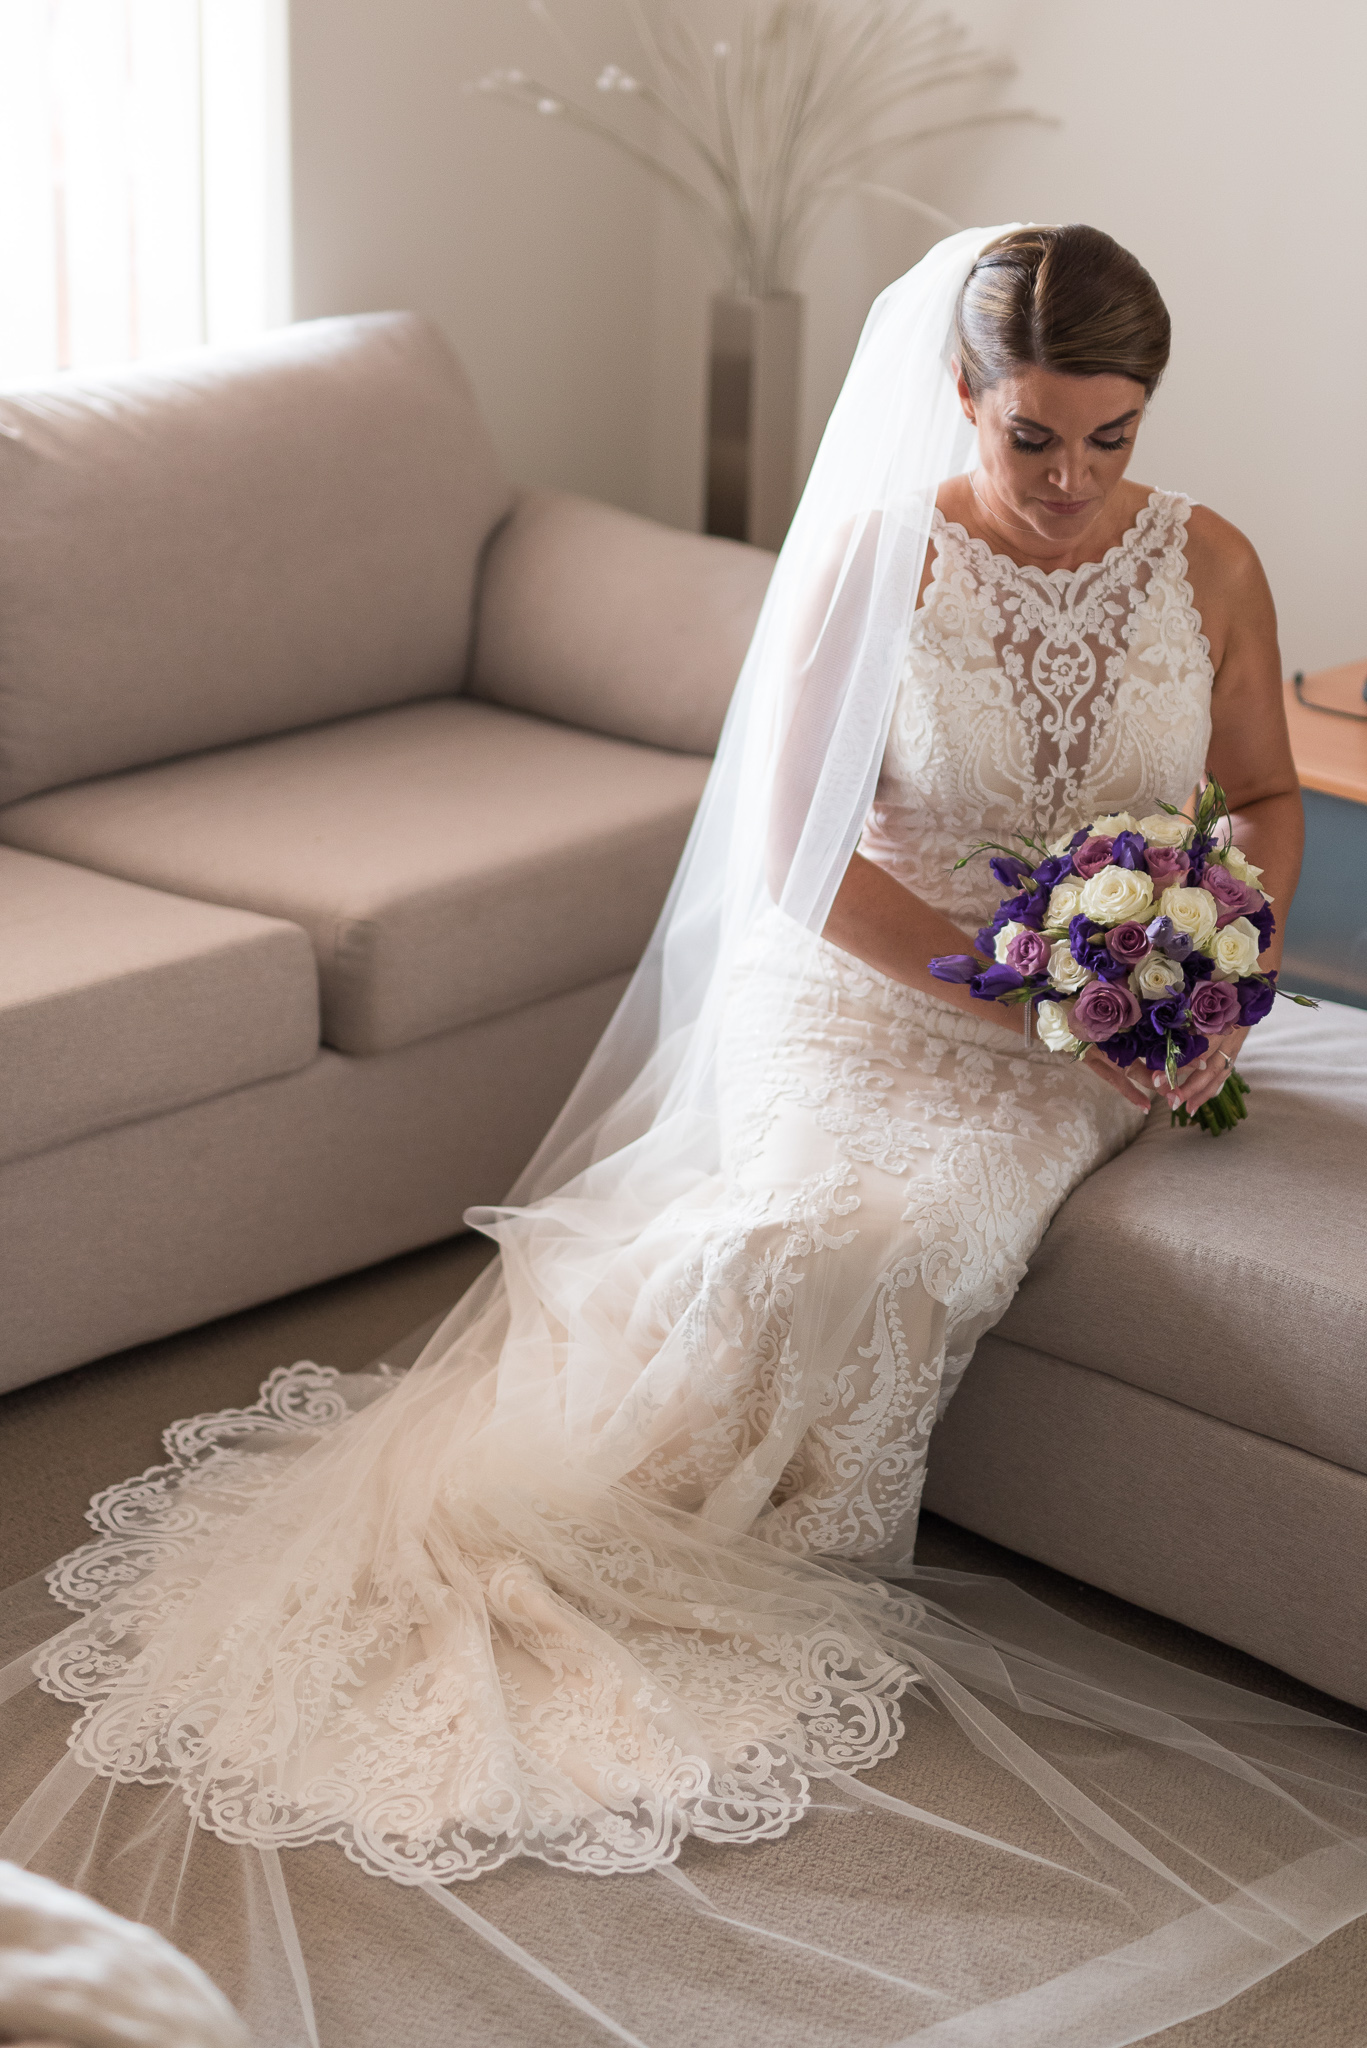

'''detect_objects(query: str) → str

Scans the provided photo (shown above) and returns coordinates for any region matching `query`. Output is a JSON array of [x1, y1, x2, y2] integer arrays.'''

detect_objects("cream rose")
[[993, 919, 1027, 963], [1090, 811, 1139, 837], [1158, 883, 1219, 948], [1036, 999, 1083, 1054], [1131, 953, 1184, 1000], [1211, 914, 1262, 978], [1137, 811, 1193, 848], [1047, 937, 1091, 993], [1045, 878, 1086, 927], [1222, 844, 1270, 897], [1078, 864, 1155, 927]]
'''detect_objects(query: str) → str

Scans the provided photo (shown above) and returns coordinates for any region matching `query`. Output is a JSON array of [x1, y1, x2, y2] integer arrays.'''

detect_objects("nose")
[[1048, 444, 1095, 496]]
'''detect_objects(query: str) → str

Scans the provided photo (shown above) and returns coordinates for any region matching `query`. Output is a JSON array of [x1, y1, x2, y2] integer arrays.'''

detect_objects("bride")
[[5, 225, 1366, 2048]]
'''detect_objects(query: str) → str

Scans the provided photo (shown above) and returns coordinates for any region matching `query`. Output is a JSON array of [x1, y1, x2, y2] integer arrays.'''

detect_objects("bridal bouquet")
[[929, 781, 1315, 1134]]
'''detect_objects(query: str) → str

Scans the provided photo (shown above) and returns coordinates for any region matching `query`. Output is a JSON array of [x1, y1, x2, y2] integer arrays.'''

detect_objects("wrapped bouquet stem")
[[929, 780, 1316, 1135]]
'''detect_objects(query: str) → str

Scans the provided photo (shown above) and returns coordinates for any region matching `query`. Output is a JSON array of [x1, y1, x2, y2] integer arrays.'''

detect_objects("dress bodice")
[[860, 488, 1214, 934]]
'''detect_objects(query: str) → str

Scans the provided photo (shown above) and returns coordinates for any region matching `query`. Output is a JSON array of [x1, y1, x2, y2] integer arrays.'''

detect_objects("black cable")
[[1292, 669, 1367, 721]]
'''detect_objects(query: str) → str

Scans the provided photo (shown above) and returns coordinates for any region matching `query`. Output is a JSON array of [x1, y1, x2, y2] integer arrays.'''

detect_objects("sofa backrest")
[[468, 490, 774, 757], [0, 313, 512, 806]]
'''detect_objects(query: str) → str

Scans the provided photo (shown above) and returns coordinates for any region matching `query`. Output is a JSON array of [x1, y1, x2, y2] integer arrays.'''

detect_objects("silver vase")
[[704, 291, 803, 552]]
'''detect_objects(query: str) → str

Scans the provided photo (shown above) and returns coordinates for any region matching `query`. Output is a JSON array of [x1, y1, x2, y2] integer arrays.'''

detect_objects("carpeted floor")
[[3, 1233, 1364, 2046]]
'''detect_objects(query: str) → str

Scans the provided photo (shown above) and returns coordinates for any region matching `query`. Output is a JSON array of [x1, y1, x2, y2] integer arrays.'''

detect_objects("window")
[[0, 0, 290, 381]]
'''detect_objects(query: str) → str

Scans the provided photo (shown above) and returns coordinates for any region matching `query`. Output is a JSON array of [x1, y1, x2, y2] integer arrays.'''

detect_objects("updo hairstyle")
[[955, 224, 1171, 401]]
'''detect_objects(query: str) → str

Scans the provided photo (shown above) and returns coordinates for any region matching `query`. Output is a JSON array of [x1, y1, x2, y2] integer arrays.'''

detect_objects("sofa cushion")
[[995, 996, 1367, 1476], [0, 313, 512, 805], [0, 700, 711, 1059], [0, 846, 318, 1165], [468, 490, 773, 755]]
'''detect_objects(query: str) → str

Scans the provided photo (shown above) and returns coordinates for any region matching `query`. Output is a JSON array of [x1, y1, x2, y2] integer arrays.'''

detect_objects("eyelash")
[[1009, 434, 1130, 455]]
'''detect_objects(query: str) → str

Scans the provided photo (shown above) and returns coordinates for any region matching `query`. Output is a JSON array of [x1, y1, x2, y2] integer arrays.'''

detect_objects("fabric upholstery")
[[0, 845, 317, 1165], [0, 700, 710, 1057], [0, 975, 628, 1390], [0, 313, 511, 805], [992, 996, 1367, 1475], [468, 489, 774, 755], [924, 1339, 1367, 1710]]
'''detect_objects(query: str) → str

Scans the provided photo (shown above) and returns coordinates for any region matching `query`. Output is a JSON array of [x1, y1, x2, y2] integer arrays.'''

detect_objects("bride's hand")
[[1162, 1025, 1250, 1115], [1078, 1044, 1155, 1111]]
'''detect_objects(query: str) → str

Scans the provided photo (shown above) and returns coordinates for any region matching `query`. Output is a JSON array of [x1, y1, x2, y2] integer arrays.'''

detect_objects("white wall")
[[645, 0, 1367, 672], [289, 1, 1365, 671], [288, 0, 659, 513]]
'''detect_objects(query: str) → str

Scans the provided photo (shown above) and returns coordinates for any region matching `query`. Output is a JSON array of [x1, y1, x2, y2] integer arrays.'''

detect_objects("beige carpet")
[[2, 1233, 1364, 2047]]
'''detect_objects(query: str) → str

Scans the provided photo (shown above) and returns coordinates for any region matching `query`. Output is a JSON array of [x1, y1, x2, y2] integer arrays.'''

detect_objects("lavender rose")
[[1188, 978, 1241, 1034], [1005, 928, 1051, 977], [1144, 844, 1190, 889], [1072, 978, 1142, 1042], [1202, 862, 1264, 927], [1105, 921, 1152, 966], [1071, 834, 1115, 879]]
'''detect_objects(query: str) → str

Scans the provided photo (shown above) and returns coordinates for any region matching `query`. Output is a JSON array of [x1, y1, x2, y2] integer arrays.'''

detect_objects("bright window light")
[[0, 0, 291, 382]]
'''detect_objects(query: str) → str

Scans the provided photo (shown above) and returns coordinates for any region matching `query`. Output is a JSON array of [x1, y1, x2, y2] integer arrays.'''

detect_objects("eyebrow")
[[1008, 409, 1141, 435]]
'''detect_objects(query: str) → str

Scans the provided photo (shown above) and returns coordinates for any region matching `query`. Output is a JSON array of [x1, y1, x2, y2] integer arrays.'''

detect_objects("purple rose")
[[1071, 834, 1115, 879], [929, 953, 982, 984], [1070, 915, 1130, 983], [989, 853, 1032, 890], [1072, 979, 1142, 1043], [1110, 830, 1148, 871], [1188, 978, 1240, 1034], [1144, 914, 1193, 961], [1238, 972, 1277, 1026], [1105, 921, 1152, 966], [1005, 928, 1051, 977], [1144, 844, 1189, 889], [970, 962, 1025, 1000], [1202, 863, 1264, 928]]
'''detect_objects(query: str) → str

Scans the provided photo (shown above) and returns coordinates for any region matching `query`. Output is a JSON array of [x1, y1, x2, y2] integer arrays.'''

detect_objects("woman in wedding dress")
[[5, 225, 1366, 2048]]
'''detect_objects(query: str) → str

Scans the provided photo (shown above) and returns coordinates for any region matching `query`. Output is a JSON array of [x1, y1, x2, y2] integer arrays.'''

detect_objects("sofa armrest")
[[466, 490, 774, 756]]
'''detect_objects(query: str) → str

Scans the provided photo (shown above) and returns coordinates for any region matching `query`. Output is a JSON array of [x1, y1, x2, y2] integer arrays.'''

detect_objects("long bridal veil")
[[3, 228, 1367, 2048]]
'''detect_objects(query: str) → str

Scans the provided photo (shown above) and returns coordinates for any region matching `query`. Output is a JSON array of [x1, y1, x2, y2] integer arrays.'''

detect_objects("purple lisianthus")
[[1144, 914, 1193, 961], [989, 853, 1032, 890], [1000, 883, 1050, 929], [1182, 948, 1215, 985], [1032, 853, 1075, 888], [1005, 928, 1051, 977], [1110, 830, 1149, 871], [1160, 1026, 1209, 1070], [1071, 834, 1115, 879], [1148, 992, 1190, 1036], [1249, 901, 1275, 952], [1202, 863, 1264, 927], [928, 953, 982, 985], [1144, 844, 1190, 889], [970, 962, 1025, 999], [1069, 915, 1130, 983], [1072, 979, 1142, 1043], [1188, 978, 1241, 1034], [1105, 921, 1152, 966], [1099, 1025, 1148, 1068], [1238, 972, 1277, 1026]]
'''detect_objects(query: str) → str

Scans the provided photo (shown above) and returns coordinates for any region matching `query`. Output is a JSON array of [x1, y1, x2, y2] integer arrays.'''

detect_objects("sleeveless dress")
[[27, 491, 1222, 1888]]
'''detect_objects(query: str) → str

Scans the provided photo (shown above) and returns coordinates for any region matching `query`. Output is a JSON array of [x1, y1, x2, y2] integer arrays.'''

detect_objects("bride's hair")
[[955, 223, 1170, 399]]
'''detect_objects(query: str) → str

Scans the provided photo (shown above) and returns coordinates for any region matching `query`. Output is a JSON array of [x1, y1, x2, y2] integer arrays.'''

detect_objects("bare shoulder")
[[1180, 503, 1273, 611]]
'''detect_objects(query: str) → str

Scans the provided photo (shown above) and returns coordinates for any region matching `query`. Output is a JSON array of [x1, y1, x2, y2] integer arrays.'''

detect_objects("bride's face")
[[956, 363, 1147, 549]]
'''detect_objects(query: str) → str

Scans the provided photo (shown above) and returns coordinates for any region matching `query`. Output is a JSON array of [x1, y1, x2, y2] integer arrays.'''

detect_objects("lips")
[[1040, 498, 1093, 516]]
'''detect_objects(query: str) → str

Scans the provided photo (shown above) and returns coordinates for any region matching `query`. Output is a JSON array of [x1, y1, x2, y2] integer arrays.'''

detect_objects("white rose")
[[1047, 829, 1079, 856], [1222, 844, 1270, 897], [1045, 878, 1086, 928], [1047, 937, 1091, 993], [1078, 864, 1155, 927], [1158, 883, 1219, 948], [1036, 999, 1083, 1054], [993, 919, 1027, 963], [1090, 811, 1139, 837], [1211, 914, 1262, 978], [1131, 953, 1184, 1000], [1137, 811, 1193, 848]]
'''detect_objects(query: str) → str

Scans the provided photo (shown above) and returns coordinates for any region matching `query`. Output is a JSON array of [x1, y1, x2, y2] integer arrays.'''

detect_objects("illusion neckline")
[[930, 486, 1178, 593]]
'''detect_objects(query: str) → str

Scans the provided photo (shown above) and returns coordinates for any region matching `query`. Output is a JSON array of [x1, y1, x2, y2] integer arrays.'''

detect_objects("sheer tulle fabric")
[[3, 226, 1367, 2046]]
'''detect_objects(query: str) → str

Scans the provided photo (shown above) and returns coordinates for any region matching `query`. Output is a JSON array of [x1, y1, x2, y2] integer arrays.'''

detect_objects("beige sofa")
[[3, 315, 1364, 1713]]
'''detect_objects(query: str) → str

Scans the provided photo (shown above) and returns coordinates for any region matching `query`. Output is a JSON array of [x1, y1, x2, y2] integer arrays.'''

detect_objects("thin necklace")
[[968, 470, 1042, 547]]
